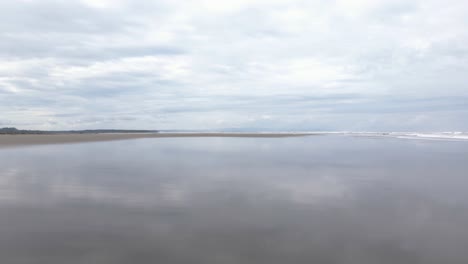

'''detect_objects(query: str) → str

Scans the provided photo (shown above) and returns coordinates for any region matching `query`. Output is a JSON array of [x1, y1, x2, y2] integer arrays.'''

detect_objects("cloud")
[[0, 0, 467, 131]]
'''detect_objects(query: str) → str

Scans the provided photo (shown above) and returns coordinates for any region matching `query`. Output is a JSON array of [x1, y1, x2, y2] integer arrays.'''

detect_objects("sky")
[[0, 0, 467, 131]]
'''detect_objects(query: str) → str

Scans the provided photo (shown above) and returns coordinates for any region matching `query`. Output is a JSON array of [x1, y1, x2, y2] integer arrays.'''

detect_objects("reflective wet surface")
[[1, 136, 468, 263]]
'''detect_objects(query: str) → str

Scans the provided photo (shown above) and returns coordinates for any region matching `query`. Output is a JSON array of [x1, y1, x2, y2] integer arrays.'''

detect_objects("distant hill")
[[0, 127, 158, 135]]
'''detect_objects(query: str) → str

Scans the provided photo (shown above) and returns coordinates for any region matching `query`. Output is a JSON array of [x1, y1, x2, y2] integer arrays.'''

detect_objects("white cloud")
[[81, 0, 125, 9], [50, 55, 191, 81], [0, 0, 467, 130]]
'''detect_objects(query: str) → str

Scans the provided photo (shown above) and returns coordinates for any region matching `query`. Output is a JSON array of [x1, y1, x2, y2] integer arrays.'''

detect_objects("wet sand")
[[1, 136, 468, 263], [0, 133, 315, 148]]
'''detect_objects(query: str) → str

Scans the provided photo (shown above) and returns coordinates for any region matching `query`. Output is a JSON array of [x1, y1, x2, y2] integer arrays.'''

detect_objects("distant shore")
[[0, 132, 316, 148]]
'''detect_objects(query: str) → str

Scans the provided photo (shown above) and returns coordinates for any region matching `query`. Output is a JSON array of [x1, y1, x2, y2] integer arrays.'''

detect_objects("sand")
[[0, 133, 315, 148]]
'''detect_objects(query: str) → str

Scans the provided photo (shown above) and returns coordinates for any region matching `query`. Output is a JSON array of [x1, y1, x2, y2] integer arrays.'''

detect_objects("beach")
[[0, 133, 315, 148], [1, 135, 468, 263]]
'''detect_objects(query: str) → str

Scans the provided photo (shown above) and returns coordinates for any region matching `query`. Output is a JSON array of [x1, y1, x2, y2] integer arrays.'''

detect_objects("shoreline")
[[0, 133, 317, 148], [2, 132, 467, 149]]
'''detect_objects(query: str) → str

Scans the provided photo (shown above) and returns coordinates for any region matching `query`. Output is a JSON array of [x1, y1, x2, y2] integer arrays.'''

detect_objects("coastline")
[[0, 132, 317, 148], [2, 132, 466, 149]]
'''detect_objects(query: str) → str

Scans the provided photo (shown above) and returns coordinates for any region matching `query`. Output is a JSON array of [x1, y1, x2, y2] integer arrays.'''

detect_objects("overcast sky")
[[1, 0, 467, 131]]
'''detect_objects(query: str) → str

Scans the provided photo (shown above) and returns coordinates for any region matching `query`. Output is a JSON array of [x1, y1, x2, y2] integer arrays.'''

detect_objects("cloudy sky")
[[1, 0, 467, 131]]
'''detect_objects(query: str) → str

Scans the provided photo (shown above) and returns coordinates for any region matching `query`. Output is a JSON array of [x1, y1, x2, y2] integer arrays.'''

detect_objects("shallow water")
[[1, 135, 468, 264]]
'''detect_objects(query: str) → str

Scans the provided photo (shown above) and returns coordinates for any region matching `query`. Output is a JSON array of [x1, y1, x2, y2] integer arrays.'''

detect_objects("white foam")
[[332, 132, 468, 141], [390, 132, 468, 141]]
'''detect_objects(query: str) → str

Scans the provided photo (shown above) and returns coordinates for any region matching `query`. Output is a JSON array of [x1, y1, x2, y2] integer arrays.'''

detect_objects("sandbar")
[[0, 133, 316, 148]]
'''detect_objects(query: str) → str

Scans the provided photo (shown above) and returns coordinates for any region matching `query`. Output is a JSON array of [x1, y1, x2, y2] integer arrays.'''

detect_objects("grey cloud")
[[1, 0, 467, 131], [0, 1, 131, 34], [0, 38, 185, 60]]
